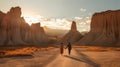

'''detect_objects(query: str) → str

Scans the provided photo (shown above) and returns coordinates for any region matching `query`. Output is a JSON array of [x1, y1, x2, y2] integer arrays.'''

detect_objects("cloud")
[[74, 16, 91, 32], [40, 16, 91, 31], [39, 18, 72, 30], [74, 17, 82, 20], [80, 8, 87, 12]]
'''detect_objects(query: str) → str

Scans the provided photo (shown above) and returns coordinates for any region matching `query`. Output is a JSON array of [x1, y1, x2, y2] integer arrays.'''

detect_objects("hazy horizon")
[[0, 0, 120, 32]]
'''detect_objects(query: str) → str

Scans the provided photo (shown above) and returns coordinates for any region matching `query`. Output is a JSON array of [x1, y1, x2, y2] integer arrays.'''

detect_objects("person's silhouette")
[[66, 42, 72, 55], [60, 43, 64, 55]]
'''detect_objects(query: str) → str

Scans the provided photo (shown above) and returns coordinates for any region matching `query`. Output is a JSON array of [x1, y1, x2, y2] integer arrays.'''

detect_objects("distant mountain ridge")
[[43, 26, 68, 38]]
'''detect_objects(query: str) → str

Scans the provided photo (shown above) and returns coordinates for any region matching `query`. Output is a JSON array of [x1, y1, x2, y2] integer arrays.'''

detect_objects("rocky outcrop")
[[77, 10, 120, 46], [0, 7, 26, 45], [71, 21, 77, 31], [29, 23, 49, 45], [0, 6, 49, 46], [59, 21, 83, 44]]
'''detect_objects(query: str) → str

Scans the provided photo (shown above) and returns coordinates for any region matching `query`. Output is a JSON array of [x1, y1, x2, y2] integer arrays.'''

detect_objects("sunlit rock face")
[[59, 21, 83, 44], [0, 7, 26, 45], [77, 10, 120, 46]]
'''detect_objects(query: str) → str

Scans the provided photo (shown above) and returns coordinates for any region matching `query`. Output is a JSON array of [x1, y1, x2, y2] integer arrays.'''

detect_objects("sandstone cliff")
[[29, 23, 49, 45], [77, 10, 120, 46], [0, 6, 49, 46], [0, 11, 6, 45], [0, 7, 25, 45]]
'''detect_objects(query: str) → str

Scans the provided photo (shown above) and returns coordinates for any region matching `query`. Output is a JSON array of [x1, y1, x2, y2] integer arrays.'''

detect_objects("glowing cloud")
[[74, 17, 82, 20], [24, 15, 91, 32]]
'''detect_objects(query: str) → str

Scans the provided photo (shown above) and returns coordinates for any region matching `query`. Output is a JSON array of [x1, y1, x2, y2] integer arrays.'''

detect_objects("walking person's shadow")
[[64, 52, 100, 67]]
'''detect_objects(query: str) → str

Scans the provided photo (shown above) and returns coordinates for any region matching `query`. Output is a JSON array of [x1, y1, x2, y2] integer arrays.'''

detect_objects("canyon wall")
[[29, 23, 49, 45], [0, 7, 25, 45], [77, 10, 120, 46], [0, 7, 49, 46]]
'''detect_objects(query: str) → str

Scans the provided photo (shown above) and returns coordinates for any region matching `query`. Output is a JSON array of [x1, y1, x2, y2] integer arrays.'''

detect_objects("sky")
[[0, 0, 120, 32]]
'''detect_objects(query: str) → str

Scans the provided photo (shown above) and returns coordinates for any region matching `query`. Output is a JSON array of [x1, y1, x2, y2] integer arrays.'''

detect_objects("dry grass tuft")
[[74, 46, 120, 51], [0, 46, 55, 57]]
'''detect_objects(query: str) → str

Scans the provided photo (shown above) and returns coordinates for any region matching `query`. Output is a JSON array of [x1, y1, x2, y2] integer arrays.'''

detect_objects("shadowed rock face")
[[0, 11, 5, 25], [59, 21, 83, 44], [71, 21, 77, 31], [0, 11, 5, 29], [20, 17, 30, 42], [0, 11, 6, 45], [29, 23, 49, 45], [77, 10, 120, 46]]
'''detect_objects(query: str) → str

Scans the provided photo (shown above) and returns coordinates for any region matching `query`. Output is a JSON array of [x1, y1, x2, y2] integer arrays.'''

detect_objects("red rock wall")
[[77, 10, 120, 46], [0, 7, 26, 45], [0, 11, 6, 45]]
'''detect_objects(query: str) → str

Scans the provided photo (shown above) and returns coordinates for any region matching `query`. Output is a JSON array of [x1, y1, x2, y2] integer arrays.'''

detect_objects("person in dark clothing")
[[60, 43, 64, 55], [66, 42, 72, 55]]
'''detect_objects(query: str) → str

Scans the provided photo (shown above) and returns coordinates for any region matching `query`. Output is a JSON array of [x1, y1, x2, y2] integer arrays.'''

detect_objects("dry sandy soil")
[[0, 46, 120, 67], [0, 47, 59, 67], [75, 48, 120, 67]]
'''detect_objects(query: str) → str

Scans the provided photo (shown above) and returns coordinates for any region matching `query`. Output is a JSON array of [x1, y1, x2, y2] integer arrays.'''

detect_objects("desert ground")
[[0, 46, 120, 67]]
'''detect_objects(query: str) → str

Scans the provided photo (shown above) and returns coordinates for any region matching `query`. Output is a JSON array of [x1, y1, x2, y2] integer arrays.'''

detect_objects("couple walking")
[[60, 42, 72, 55]]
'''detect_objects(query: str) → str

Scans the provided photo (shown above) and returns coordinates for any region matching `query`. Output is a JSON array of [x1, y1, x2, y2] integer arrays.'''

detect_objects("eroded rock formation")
[[0, 6, 49, 45], [77, 10, 120, 46], [59, 21, 83, 44], [0, 7, 26, 45], [29, 23, 49, 45], [71, 21, 77, 31]]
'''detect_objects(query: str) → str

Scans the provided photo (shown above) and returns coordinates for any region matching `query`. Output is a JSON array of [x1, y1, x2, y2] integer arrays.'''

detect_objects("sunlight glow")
[[24, 16, 40, 25], [23, 15, 91, 32]]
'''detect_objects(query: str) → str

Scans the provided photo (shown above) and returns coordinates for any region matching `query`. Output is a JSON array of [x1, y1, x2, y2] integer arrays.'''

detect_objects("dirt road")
[[46, 49, 100, 67]]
